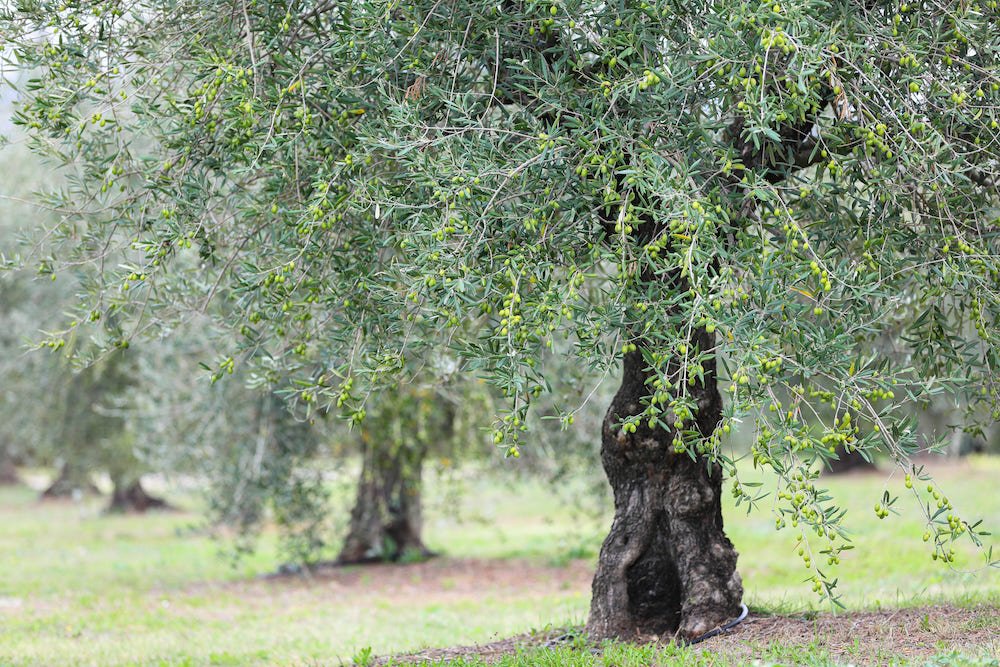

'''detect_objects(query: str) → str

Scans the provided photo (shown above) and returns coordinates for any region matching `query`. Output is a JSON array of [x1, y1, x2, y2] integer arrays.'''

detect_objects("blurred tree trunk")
[[825, 447, 876, 474], [0, 451, 18, 485], [40, 461, 99, 498], [107, 476, 170, 513], [337, 438, 435, 564]]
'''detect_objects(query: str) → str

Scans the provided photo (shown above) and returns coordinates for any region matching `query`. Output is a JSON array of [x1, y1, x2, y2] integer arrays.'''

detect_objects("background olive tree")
[[133, 336, 501, 567]]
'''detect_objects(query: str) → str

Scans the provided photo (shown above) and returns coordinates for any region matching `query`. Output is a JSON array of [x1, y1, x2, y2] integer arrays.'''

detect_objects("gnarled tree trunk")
[[587, 341, 743, 641], [337, 439, 434, 564], [107, 477, 171, 513]]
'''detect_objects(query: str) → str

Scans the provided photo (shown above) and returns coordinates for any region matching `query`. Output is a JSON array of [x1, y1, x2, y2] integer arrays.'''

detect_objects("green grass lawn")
[[0, 456, 998, 666]]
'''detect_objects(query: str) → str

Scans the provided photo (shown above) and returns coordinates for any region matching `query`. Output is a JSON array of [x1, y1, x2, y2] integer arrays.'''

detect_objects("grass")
[[439, 456, 1000, 608], [384, 644, 1000, 667], [0, 456, 998, 666]]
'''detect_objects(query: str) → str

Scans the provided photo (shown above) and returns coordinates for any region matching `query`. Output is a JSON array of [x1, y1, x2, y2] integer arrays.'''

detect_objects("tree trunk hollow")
[[337, 440, 434, 564], [587, 347, 743, 641], [107, 478, 171, 513]]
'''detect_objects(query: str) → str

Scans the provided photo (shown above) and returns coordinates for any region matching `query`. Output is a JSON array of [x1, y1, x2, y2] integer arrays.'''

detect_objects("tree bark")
[[40, 462, 99, 499], [587, 342, 743, 641], [107, 477, 171, 513], [337, 438, 435, 564]]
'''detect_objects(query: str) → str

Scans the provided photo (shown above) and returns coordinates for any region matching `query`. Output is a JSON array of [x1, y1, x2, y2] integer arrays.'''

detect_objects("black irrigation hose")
[[687, 602, 750, 645]]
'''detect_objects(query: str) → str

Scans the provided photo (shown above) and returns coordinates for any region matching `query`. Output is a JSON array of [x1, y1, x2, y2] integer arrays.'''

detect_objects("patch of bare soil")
[[700, 605, 999, 663], [378, 605, 1000, 665], [210, 556, 594, 607]]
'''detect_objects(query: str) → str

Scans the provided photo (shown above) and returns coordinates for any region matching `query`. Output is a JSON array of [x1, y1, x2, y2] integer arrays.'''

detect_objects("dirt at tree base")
[[377, 604, 999, 665], [107, 480, 174, 514], [697, 605, 998, 663], [196, 555, 995, 665]]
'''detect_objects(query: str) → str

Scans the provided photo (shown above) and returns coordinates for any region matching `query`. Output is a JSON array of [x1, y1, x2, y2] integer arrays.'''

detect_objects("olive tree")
[[0, 269, 40, 486], [336, 371, 495, 564], [4, 0, 999, 639], [130, 318, 497, 565], [51, 345, 171, 510], [0, 134, 165, 505], [0, 134, 103, 494], [0, 136, 57, 486]]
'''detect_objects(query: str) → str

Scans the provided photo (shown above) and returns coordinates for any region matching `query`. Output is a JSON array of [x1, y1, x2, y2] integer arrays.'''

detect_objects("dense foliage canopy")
[[4, 0, 999, 605]]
